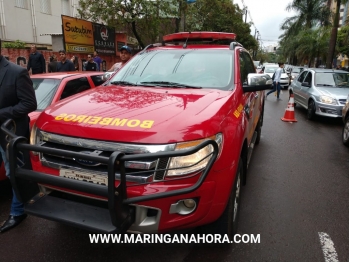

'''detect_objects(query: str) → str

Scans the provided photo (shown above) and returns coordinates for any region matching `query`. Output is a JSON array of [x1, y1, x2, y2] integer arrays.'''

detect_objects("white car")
[[263, 65, 290, 89]]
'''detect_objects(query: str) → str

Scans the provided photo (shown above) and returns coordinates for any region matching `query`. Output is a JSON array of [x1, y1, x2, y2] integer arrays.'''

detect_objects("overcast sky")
[[234, 0, 297, 47]]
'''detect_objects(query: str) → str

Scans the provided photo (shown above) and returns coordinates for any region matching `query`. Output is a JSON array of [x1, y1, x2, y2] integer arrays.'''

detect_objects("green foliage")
[[77, 0, 257, 49], [185, 0, 257, 50], [2, 40, 26, 49], [279, 0, 334, 66], [337, 25, 349, 57]]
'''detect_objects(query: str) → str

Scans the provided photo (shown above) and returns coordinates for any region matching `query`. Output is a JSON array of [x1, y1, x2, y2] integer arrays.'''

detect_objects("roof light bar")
[[163, 32, 236, 43]]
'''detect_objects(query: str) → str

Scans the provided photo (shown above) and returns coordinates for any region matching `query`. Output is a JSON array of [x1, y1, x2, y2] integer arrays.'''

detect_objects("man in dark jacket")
[[57, 50, 75, 72], [0, 43, 37, 233], [27, 44, 46, 74], [83, 54, 98, 71], [48, 55, 58, 73]]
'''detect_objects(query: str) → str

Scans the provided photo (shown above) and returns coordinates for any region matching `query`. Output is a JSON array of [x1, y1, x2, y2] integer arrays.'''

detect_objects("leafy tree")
[[77, 0, 177, 48], [337, 24, 349, 57], [78, 0, 257, 50], [282, 0, 330, 37], [279, 0, 331, 65], [185, 0, 257, 50], [326, 0, 348, 68]]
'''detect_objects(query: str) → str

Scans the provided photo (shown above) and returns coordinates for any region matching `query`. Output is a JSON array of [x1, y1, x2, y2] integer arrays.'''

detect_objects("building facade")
[[0, 0, 79, 45]]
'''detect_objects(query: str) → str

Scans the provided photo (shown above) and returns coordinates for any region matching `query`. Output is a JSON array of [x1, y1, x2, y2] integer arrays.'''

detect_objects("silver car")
[[289, 68, 349, 120]]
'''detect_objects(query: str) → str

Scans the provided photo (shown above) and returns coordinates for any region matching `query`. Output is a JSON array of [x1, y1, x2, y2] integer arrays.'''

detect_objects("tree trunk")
[[326, 0, 341, 69], [131, 21, 145, 49]]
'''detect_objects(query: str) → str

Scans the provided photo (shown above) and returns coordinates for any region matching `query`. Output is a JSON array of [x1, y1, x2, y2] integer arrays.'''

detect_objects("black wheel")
[[342, 117, 349, 147], [201, 158, 243, 239], [307, 99, 316, 120]]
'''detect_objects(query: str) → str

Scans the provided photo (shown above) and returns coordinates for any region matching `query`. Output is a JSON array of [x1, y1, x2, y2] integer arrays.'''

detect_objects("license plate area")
[[59, 169, 108, 186]]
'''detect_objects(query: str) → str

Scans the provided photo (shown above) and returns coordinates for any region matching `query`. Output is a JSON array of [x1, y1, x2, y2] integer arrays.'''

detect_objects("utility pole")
[[244, 8, 247, 23], [253, 29, 259, 59]]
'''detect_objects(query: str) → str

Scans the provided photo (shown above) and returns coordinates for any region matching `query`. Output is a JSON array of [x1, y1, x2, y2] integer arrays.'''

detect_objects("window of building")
[[15, 0, 28, 9], [40, 0, 51, 14], [61, 0, 70, 15]]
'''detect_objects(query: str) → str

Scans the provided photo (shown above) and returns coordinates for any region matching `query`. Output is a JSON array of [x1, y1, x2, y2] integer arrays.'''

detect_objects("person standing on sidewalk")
[[266, 62, 284, 100], [57, 50, 75, 72], [107, 46, 132, 72], [93, 51, 102, 71], [27, 44, 46, 74], [83, 54, 98, 71], [0, 39, 37, 233]]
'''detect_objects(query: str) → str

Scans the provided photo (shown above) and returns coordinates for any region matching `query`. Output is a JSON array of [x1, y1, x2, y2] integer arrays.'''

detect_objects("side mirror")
[[301, 82, 310, 87], [242, 73, 273, 92]]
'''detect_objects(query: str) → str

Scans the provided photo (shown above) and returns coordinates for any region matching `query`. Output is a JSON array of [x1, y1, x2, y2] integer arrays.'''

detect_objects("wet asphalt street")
[[0, 90, 349, 262]]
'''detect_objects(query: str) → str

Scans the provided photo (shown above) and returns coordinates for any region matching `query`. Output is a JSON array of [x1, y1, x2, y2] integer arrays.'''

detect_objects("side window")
[[239, 51, 255, 84], [303, 72, 312, 85], [60, 77, 92, 100], [90, 75, 106, 87], [297, 71, 308, 83]]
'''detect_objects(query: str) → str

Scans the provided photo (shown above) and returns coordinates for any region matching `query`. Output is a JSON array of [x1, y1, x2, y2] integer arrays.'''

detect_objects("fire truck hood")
[[36, 86, 231, 143]]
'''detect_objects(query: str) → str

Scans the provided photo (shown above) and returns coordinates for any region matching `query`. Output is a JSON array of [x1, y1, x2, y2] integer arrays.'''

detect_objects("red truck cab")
[[4, 32, 272, 238]]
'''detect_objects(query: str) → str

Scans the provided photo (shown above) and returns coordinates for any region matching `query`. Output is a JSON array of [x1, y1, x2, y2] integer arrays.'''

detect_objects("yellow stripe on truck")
[[54, 113, 154, 129]]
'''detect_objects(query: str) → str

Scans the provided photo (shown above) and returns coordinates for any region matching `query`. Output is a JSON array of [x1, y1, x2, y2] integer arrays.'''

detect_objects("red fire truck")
[[3, 32, 272, 238]]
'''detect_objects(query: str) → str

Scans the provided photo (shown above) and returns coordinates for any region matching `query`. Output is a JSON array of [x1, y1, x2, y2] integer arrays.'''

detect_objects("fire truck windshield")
[[110, 49, 233, 90]]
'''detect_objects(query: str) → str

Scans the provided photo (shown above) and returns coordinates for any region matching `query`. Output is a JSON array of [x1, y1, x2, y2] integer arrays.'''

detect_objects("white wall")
[[0, 0, 78, 44]]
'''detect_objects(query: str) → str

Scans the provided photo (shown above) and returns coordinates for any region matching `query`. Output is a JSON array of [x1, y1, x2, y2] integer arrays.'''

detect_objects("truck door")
[[239, 51, 260, 144]]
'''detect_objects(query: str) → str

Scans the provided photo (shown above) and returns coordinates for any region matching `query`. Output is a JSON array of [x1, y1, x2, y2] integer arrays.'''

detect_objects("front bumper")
[[279, 79, 290, 87], [2, 120, 219, 233], [342, 104, 349, 123], [315, 102, 343, 118]]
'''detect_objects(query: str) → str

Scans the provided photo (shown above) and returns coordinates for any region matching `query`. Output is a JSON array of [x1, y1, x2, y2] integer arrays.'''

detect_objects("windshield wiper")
[[317, 84, 335, 87], [140, 81, 202, 89], [110, 81, 138, 86]]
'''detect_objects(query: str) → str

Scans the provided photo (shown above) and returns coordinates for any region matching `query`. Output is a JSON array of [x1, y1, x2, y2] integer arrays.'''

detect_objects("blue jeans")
[[0, 146, 24, 216], [266, 81, 281, 98]]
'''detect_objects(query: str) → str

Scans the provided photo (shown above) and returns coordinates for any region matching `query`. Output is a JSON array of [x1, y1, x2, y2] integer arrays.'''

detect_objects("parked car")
[[289, 68, 349, 120], [0, 71, 106, 181], [342, 94, 349, 146], [29, 72, 106, 127], [263, 65, 290, 89], [290, 66, 304, 82]]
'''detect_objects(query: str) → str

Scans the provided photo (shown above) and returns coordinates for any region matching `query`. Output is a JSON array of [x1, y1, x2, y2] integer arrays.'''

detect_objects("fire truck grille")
[[38, 132, 175, 183]]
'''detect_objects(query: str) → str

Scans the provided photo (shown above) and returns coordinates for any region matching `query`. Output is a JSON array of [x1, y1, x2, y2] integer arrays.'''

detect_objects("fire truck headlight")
[[30, 123, 42, 155], [166, 133, 222, 177]]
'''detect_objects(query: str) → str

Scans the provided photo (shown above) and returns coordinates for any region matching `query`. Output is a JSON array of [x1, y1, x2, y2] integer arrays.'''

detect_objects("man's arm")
[[0, 68, 37, 121], [41, 54, 46, 73], [27, 56, 31, 71]]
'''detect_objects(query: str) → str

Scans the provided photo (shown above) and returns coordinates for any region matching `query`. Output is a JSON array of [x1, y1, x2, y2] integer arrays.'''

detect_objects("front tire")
[[343, 117, 349, 147], [201, 158, 243, 239], [307, 100, 316, 120]]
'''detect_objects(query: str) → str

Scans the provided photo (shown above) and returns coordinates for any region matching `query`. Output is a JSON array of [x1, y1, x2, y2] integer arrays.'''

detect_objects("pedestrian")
[[47, 55, 58, 73], [27, 44, 46, 74], [83, 54, 98, 71], [108, 46, 132, 72], [70, 55, 79, 71], [0, 39, 37, 233], [56, 50, 75, 72], [93, 51, 102, 71], [266, 62, 284, 100]]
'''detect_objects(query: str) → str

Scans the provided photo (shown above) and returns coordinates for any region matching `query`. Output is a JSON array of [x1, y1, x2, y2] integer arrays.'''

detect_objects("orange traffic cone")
[[281, 94, 297, 122]]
